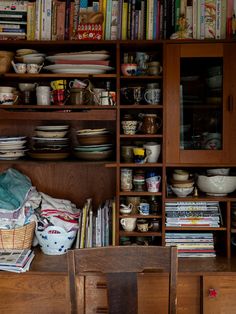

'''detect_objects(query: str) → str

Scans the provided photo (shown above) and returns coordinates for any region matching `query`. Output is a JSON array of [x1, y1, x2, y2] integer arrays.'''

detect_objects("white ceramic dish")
[[170, 186, 194, 197], [207, 168, 230, 176], [36, 125, 69, 131], [0, 136, 26, 141], [197, 175, 236, 196], [32, 136, 69, 142], [46, 53, 109, 62], [35, 130, 68, 138]]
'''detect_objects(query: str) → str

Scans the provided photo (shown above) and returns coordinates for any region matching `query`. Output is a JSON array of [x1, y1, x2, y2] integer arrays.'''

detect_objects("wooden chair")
[[67, 246, 178, 314]]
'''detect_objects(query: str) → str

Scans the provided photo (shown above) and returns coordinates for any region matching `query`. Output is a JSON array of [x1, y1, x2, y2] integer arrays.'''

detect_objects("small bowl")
[[171, 186, 194, 197], [121, 63, 137, 76], [173, 172, 189, 181], [197, 175, 236, 196], [206, 168, 230, 176]]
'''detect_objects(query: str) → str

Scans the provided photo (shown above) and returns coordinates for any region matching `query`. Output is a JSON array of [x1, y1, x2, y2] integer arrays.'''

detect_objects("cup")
[[21, 90, 35, 105], [70, 88, 91, 105], [126, 196, 140, 214], [100, 91, 114, 106], [138, 203, 150, 215], [121, 120, 138, 135], [51, 80, 67, 90], [147, 61, 163, 76], [27, 63, 43, 73], [144, 88, 161, 104], [121, 168, 133, 191], [132, 147, 150, 164], [36, 86, 51, 106], [121, 145, 134, 163], [69, 79, 88, 89], [136, 52, 149, 75], [143, 142, 161, 163], [120, 217, 137, 232], [18, 83, 38, 92], [146, 175, 161, 193], [12, 62, 26, 73], [52, 89, 66, 106], [93, 88, 105, 105], [137, 219, 153, 232], [0, 92, 18, 105], [121, 63, 137, 76]]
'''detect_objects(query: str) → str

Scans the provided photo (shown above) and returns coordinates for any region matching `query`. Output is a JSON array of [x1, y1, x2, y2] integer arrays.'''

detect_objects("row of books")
[[0, 249, 35, 273], [165, 201, 222, 227], [1, 0, 235, 41], [75, 198, 115, 249], [166, 232, 216, 257]]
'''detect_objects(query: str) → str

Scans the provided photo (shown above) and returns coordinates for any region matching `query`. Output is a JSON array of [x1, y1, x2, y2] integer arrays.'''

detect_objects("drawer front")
[[203, 275, 236, 314]]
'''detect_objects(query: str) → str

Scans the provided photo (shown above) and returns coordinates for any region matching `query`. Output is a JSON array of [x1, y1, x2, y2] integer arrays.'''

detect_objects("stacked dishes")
[[44, 50, 113, 74], [0, 136, 27, 160], [74, 128, 113, 161], [170, 169, 194, 197], [15, 49, 45, 64], [28, 125, 70, 160]]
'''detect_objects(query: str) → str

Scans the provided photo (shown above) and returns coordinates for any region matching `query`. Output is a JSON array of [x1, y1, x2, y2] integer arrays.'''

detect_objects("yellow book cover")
[[79, 203, 88, 249], [122, 1, 128, 40], [27, 2, 36, 40]]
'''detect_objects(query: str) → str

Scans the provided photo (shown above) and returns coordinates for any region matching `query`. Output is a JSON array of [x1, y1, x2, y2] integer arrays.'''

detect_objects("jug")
[[139, 113, 162, 134], [119, 203, 134, 214]]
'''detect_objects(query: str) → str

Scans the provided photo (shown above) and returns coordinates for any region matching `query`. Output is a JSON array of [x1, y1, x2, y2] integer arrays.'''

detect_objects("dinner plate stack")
[[74, 128, 113, 161], [0, 136, 27, 160], [44, 50, 113, 74], [28, 125, 70, 160]]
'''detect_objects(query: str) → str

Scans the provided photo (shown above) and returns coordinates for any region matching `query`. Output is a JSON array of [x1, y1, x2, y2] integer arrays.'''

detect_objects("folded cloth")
[[0, 168, 32, 212]]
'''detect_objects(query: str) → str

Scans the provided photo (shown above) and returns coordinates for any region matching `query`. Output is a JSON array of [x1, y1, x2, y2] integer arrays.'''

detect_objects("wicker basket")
[[0, 222, 35, 250], [0, 51, 14, 74]]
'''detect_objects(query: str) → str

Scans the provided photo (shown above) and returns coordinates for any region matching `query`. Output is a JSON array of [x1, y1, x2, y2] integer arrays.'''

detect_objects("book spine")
[[175, 0, 180, 31], [204, 0, 216, 39], [227, 0, 233, 38], [41, 0, 52, 40], [27, 2, 35, 40], [110, 0, 119, 39], [198, 0, 205, 39], [56, 1, 66, 40], [102, 0, 107, 39], [215, 0, 221, 39], [130, 0, 136, 40], [127, 0, 132, 39], [220, 0, 227, 39], [73, 0, 80, 38], [117, 0, 123, 39], [69, 2, 74, 39], [64, 0, 71, 40], [79, 204, 88, 249], [185, 4, 193, 38], [35, 0, 41, 40], [192, 0, 197, 38], [0, 23, 20, 29], [51, 0, 57, 40], [105, 0, 112, 39], [122, 0, 128, 39]]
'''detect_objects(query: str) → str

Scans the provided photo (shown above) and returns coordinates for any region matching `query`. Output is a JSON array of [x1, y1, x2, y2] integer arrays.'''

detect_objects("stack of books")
[[165, 201, 222, 227], [0, 1, 28, 40], [165, 232, 216, 257], [0, 249, 35, 273]]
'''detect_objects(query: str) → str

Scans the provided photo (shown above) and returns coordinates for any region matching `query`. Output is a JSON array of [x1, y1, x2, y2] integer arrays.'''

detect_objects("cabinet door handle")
[[208, 288, 218, 298], [228, 95, 234, 112], [96, 282, 107, 289]]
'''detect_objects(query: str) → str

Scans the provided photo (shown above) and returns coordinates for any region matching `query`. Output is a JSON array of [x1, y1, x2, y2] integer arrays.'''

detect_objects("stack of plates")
[[44, 50, 113, 74], [74, 128, 113, 161], [28, 125, 70, 160], [15, 49, 45, 64], [0, 136, 27, 160]]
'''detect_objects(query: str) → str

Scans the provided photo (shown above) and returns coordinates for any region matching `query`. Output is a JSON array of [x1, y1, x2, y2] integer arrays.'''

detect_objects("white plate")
[[36, 125, 69, 131], [46, 53, 109, 62], [49, 68, 107, 74], [32, 137, 69, 141], [77, 130, 110, 136], [0, 144, 26, 149], [0, 136, 26, 142]]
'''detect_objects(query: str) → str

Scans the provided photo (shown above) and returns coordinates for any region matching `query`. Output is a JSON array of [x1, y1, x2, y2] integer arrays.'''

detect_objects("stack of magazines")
[[0, 249, 35, 273]]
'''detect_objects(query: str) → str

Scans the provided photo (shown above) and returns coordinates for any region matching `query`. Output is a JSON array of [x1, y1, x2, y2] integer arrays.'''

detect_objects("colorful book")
[[27, 1, 35, 40], [35, 0, 42, 40], [204, 0, 216, 39], [111, 0, 119, 39], [122, 0, 128, 39], [105, 0, 112, 39], [41, 0, 52, 40]]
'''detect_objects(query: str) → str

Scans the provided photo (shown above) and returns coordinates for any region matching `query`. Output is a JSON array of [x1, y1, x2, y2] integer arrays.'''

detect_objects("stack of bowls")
[[0, 136, 27, 160], [74, 128, 113, 161], [28, 125, 70, 160], [170, 169, 194, 197]]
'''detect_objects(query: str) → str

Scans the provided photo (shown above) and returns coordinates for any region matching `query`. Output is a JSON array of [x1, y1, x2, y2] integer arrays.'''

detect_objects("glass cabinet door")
[[166, 43, 229, 164], [180, 57, 223, 151]]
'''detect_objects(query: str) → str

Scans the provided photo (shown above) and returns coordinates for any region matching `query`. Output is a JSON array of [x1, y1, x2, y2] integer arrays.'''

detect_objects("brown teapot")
[[139, 113, 162, 134]]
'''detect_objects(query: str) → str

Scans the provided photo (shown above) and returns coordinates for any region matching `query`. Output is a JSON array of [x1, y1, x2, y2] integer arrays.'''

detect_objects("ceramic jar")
[[139, 114, 162, 134]]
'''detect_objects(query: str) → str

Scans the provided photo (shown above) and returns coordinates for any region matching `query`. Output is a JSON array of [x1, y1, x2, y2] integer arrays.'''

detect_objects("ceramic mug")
[[144, 88, 161, 104], [36, 86, 51, 105], [143, 142, 161, 163], [147, 61, 163, 76], [126, 196, 140, 214], [138, 203, 150, 215], [121, 145, 135, 163], [146, 175, 161, 193], [137, 219, 153, 232], [120, 217, 137, 232], [0, 92, 18, 105], [11, 62, 26, 73]]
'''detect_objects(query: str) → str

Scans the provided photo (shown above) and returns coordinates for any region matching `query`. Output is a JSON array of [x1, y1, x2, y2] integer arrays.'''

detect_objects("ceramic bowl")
[[170, 186, 194, 197], [197, 175, 236, 196], [173, 171, 189, 181], [74, 150, 113, 161], [18, 83, 38, 92], [206, 168, 230, 176], [35, 130, 68, 138], [121, 63, 137, 76], [77, 133, 112, 145]]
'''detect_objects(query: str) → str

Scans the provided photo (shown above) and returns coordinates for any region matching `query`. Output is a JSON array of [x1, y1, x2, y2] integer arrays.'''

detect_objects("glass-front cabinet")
[[165, 43, 236, 164]]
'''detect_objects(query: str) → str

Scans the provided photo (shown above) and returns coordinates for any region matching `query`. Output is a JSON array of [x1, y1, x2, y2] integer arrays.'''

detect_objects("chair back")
[[67, 246, 178, 314]]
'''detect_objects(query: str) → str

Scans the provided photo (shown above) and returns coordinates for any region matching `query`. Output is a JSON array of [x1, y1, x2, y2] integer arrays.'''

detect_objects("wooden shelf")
[[119, 231, 162, 237], [119, 104, 163, 109], [3, 73, 117, 79], [119, 163, 163, 167], [120, 134, 163, 138], [165, 227, 227, 231], [119, 191, 162, 196], [119, 214, 162, 219]]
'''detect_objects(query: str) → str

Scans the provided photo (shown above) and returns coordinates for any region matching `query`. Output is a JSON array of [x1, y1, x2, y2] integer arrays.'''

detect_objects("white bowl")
[[207, 168, 230, 176], [197, 175, 236, 196], [170, 186, 194, 197], [173, 172, 189, 181]]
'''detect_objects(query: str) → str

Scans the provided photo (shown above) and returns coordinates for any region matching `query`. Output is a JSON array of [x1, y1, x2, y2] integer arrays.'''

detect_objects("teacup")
[[147, 61, 163, 76], [121, 120, 138, 135], [126, 196, 140, 214], [121, 145, 135, 163], [146, 175, 161, 193], [120, 217, 137, 232], [11, 61, 26, 73], [144, 88, 161, 104], [137, 219, 153, 232], [0, 92, 18, 105], [18, 83, 38, 92], [27, 63, 43, 73], [121, 63, 137, 76], [0, 86, 16, 93], [138, 203, 150, 215], [133, 147, 151, 164]]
